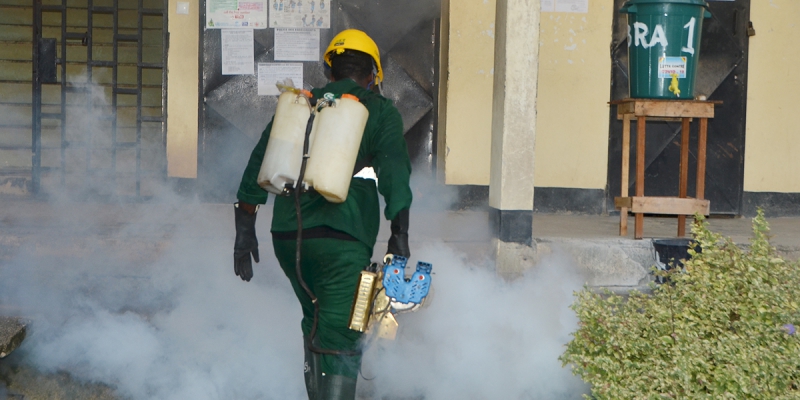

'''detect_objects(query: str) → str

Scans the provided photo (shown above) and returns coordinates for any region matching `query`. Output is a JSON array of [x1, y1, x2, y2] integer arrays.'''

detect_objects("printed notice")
[[258, 63, 304, 96], [658, 56, 687, 79], [543, 0, 588, 13], [206, 0, 268, 29], [275, 28, 320, 61], [222, 29, 255, 75], [555, 0, 588, 13], [269, 0, 330, 29]]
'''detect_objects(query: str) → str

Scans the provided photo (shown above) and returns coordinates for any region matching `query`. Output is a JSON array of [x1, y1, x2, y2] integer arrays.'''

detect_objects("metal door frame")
[[197, 0, 440, 201]]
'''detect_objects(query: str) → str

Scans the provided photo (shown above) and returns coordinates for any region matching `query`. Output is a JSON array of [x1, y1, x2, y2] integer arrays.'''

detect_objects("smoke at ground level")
[[0, 202, 588, 399], [361, 244, 590, 399]]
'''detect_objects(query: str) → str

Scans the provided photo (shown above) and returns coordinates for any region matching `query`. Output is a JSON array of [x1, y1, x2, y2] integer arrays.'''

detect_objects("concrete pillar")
[[166, 0, 200, 178], [490, 0, 540, 277]]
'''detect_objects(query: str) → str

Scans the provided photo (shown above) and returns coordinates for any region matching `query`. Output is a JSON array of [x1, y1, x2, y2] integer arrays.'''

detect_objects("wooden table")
[[611, 99, 719, 239]]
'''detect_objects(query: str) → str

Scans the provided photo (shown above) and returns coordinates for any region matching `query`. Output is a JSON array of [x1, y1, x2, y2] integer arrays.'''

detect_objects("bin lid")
[[621, 0, 711, 17], [622, 0, 709, 5]]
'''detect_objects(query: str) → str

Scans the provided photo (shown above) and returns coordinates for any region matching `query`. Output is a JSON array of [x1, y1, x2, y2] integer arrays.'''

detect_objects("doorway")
[[198, 0, 441, 201]]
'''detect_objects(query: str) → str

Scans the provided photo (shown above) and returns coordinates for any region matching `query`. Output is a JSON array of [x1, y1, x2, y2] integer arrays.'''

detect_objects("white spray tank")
[[304, 94, 369, 203], [257, 90, 314, 194]]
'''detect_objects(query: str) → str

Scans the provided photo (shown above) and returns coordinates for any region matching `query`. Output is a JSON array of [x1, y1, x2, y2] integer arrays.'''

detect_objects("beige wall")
[[535, 3, 613, 189], [743, 0, 800, 193], [438, 0, 496, 185], [439, 1, 612, 189], [166, 0, 199, 178]]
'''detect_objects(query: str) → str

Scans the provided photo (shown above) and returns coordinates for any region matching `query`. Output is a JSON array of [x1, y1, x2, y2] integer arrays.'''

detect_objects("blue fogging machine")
[[348, 255, 433, 339]]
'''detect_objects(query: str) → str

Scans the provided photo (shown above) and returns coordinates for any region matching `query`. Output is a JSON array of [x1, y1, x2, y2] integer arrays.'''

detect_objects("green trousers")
[[273, 236, 371, 379]]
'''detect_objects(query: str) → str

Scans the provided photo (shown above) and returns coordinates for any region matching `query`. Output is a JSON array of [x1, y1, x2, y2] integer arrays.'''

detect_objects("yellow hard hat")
[[324, 29, 383, 85]]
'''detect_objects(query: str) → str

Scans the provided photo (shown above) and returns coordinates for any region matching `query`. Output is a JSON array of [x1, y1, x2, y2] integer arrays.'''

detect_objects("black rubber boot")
[[319, 373, 357, 400], [304, 337, 322, 400]]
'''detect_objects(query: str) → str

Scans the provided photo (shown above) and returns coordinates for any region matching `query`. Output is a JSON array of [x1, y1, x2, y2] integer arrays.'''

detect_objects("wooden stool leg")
[[697, 118, 708, 200], [620, 114, 632, 236], [635, 116, 646, 239], [678, 117, 690, 237]]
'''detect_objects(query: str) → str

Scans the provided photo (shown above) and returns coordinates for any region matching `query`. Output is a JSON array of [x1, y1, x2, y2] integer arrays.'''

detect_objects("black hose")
[[293, 105, 360, 357]]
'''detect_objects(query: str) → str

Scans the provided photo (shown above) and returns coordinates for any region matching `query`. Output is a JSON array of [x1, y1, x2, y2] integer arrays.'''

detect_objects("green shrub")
[[560, 210, 800, 399]]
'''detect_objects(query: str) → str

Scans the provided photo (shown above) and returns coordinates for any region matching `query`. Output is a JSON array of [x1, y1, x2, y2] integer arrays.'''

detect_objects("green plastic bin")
[[621, 0, 711, 99]]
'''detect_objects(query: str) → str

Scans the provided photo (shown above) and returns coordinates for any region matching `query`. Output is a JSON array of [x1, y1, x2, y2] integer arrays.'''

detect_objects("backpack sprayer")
[[258, 81, 368, 203], [257, 81, 433, 355]]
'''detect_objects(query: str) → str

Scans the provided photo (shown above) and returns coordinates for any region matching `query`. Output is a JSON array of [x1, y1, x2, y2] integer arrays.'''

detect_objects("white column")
[[490, 0, 541, 277]]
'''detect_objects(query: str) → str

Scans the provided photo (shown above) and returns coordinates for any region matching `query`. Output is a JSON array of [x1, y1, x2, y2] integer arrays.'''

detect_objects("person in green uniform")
[[232, 29, 412, 399]]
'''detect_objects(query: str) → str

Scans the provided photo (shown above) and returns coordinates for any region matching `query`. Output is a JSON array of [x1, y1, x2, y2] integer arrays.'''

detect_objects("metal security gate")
[[606, 0, 751, 215], [22, 0, 167, 198], [199, 0, 440, 202]]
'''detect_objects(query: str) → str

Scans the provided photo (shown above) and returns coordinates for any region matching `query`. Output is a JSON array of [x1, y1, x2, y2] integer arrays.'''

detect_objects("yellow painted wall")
[[438, 0, 496, 185], [535, 3, 613, 189], [166, 0, 199, 178], [440, 1, 612, 189], [743, 0, 800, 193]]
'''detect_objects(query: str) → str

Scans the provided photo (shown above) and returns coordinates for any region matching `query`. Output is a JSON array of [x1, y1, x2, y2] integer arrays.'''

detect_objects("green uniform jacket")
[[237, 79, 413, 249]]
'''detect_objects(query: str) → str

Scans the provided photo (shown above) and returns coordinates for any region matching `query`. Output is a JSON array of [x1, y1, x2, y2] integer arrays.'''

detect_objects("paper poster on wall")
[[222, 29, 255, 75], [258, 63, 304, 96], [268, 0, 330, 29], [555, 0, 588, 13], [275, 28, 320, 61], [206, 0, 268, 28], [542, 0, 588, 13]]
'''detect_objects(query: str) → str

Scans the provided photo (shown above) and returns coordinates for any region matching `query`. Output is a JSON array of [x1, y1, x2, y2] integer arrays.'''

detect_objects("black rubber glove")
[[234, 202, 259, 282], [386, 208, 410, 259]]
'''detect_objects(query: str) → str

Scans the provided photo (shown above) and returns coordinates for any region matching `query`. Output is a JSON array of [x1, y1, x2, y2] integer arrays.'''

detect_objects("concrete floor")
[[0, 200, 798, 398], [534, 212, 800, 251]]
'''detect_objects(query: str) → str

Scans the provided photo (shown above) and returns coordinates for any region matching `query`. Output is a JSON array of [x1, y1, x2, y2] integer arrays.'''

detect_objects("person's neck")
[[331, 77, 369, 89]]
